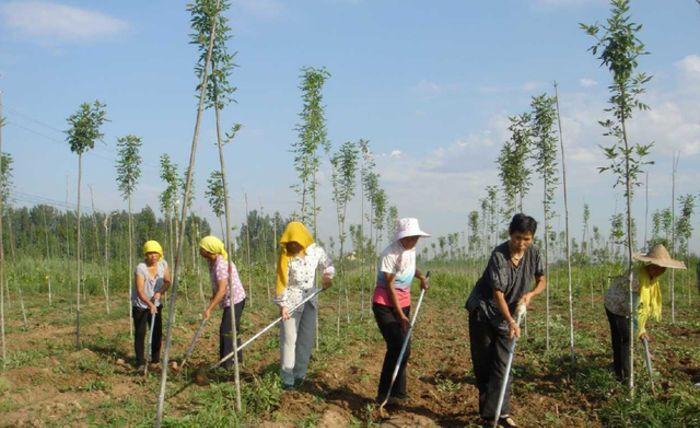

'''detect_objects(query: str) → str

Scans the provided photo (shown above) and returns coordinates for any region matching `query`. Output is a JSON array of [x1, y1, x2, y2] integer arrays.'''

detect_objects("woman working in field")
[[132, 240, 171, 370], [465, 214, 546, 428], [275, 221, 334, 390], [603, 244, 685, 382], [372, 217, 430, 405], [199, 236, 247, 368]]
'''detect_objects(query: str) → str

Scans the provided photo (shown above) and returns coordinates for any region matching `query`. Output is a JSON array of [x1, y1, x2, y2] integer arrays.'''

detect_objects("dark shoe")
[[481, 419, 494, 428], [386, 396, 405, 406], [282, 383, 295, 391]]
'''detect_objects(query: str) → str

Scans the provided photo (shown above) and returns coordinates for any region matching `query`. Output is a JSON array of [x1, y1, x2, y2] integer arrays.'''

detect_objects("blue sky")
[[0, 0, 699, 252]]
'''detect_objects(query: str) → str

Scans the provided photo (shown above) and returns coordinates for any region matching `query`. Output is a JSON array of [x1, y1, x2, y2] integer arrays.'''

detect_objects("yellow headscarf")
[[276, 222, 314, 299], [199, 236, 228, 261], [636, 264, 663, 336], [143, 240, 163, 259]]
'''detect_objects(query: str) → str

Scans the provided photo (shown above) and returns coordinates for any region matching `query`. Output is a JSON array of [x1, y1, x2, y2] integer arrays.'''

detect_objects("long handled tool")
[[145, 312, 157, 376], [179, 317, 209, 370], [378, 271, 430, 416], [493, 304, 527, 428], [641, 336, 656, 395], [211, 287, 325, 369]]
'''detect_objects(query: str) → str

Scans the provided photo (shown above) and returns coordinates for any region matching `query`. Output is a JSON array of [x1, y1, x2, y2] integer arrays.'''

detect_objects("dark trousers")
[[606, 308, 631, 382], [373, 303, 411, 400], [133, 305, 163, 366], [468, 309, 514, 419], [220, 299, 246, 368]]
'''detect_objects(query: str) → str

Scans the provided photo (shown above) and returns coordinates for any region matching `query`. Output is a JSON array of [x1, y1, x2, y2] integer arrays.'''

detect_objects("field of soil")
[[1, 268, 699, 427]]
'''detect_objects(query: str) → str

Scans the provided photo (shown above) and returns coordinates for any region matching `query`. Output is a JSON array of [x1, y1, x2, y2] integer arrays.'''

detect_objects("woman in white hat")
[[603, 243, 686, 382], [372, 217, 430, 405]]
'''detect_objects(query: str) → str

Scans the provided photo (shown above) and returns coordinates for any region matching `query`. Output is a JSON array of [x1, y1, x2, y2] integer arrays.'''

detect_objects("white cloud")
[[676, 54, 700, 75], [390, 150, 402, 158], [578, 78, 598, 88], [521, 80, 546, 92], [232, 0, 285, 20], [0, 1, 128, 42], [411, 79, 443, 98]]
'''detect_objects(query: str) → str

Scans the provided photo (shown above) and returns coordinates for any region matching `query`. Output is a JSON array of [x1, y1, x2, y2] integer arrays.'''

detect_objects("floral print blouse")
[[276, 243, 335, 309], [210, 255, 246, 309]]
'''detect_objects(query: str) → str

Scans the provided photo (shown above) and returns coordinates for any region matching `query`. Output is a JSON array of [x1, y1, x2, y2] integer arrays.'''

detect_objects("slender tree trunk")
[[155, 4, 219, 423], [18, 286, 27, 330], [619, 86, 635, 394], [75, 154, 83, 349], [312, 172, 319, 352], [0, 91, 6, 368], [554, 82, 575, 359], [128, 197, 134, 340], [644, 172, 649, 249], [244, 194, 252, 308], [103, 216, 111, 314], [214, 102, 242, 411], [90, 186, 109, 313], [670, 153, 678, 323], [195, 219, 205, 303], [334, 204, 343, 336], [360, 179, 365, 319], [543, 185, 550, 351], [6, 208, 15, 262], [41, 207, 50, 259]]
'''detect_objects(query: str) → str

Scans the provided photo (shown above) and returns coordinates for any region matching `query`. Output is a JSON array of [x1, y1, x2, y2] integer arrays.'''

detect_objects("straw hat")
[[633, 244, 686, 270], [394, 218, 430, 241]]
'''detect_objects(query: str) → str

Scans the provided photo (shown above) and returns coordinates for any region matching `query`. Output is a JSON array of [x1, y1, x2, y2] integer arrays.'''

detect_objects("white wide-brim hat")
[[394, 217, 430, 241]]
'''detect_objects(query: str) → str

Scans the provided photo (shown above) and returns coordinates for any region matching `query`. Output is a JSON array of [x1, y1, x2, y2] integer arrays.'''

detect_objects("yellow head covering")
[[636, 264, 663, 336], [199, 236, 228, 261], [276, 222, 314, 299], [143, 240, 163, 259]]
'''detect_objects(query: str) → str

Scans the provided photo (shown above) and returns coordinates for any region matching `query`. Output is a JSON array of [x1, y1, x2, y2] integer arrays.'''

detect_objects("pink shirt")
[[372, 285, 411, 308], [210, 255, 246, 308]]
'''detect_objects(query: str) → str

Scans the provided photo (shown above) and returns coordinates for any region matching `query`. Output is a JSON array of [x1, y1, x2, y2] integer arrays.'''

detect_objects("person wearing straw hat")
[[372, 217, 430, 405], [199, 236, 247, 368], [132, 240, 171, 370], [465, 214, 546, 428], [603, 244, 686, 382], [275, 221, 335, 390]]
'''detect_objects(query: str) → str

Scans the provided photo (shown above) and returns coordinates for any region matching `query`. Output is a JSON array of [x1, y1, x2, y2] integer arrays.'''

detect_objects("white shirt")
[[277, 243, 335, 308]]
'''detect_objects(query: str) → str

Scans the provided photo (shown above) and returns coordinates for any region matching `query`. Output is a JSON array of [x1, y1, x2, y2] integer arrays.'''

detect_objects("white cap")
[[393, 218, 430, 242]]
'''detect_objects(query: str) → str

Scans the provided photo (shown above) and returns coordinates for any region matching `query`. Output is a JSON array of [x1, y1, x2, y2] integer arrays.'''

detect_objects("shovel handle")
[[180, 317, 208, 369]]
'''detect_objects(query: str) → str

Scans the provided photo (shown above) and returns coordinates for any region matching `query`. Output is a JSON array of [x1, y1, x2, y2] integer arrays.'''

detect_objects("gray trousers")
[[280, 300, 317, 386]]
